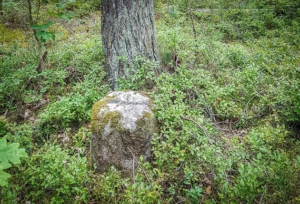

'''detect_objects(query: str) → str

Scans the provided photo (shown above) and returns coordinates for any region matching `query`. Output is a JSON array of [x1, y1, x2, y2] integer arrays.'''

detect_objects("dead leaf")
[[22, 42, 28, 49], [203, 177, 213, 185], [82, 131, 86, 141], [24, 109, 32, 119], [206, 185, 212, 195], [214, 98, 221, 107]]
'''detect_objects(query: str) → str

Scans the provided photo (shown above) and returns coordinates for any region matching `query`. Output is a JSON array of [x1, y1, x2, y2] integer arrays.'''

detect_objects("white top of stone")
[[100, 91, 152, 131]]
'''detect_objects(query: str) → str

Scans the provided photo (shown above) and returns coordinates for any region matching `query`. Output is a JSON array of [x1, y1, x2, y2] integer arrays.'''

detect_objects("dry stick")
[[229, 120, 236, 135], [259, 192, 265, 204], [133, 153, 135, 184], [236, 92, 261, 125], [187, 0, 197, 40], [180, 116, 214, 145], [127, 147, 150, 183], [187, 0, 199, 69]]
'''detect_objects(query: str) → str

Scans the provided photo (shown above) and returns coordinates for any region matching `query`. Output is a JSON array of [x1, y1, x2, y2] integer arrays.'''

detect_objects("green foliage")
[[32, 21, 56, 42], [93, 162, 162, 203], [0, 138, 27, 187], [186, 186, 202, 204], [72, 127, 90, 149], [118, 57, 159, 91], [0, 0, 28, 27], [0, 117, 7, 137], [1, 0, 300, 203], [0, 38, 66, 113], [38, 64, 108, 129], [93, 167, 128, 203], [26, 144, 90, 203], [221, 124, 300, 203], [255, 0, 300, 19], [2, 122, 35, 151], [123, 160, 162, 203], [1, 143, 91, 203]]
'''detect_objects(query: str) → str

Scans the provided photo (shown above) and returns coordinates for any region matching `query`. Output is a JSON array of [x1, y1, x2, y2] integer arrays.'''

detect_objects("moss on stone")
[[90, 95, 123, 133], [91, 92, 156, 135], [136, 111, 157, 133]]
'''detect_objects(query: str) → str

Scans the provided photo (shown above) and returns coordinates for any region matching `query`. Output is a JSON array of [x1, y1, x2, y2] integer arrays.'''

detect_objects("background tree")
[[101, 0, 161, 90]]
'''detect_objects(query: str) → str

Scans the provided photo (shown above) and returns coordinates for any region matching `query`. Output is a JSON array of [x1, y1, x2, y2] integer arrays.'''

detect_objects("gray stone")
[[90, 91, 157, 174]]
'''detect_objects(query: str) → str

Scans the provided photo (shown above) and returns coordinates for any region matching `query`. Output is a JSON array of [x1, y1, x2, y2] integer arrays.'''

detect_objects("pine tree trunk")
[[101, 0, 161, 90]]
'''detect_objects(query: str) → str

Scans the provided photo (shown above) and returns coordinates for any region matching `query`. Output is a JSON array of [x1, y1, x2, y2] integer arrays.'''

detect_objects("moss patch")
[[0, 24, 24, 45], [136, 111, 157, 133], [137, 111, 153, 126], [49, 23, 69, 40], [90, 95, 123, 133], [91, 93, 156, 134]]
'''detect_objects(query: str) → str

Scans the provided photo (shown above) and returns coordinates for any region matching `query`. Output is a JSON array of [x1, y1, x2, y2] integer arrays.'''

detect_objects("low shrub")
[[1, 143, 91, 204]]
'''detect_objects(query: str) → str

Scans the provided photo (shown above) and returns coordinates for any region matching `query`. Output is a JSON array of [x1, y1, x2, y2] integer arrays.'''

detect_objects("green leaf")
[[36, 31, 55, 42], [0, 162, 11, 170], [0, 138, 7, 150], [36, 31, 46, 37], [0, 138, 28, 164], [0, 158, 12, 187], [0, 170, 11, 187], [31, 24, 43, 30], [56, 3, 64, 9], [32, 21, 54, 31], [42, 32, 55, 41], [59, 14, 70, 20], [43, 21, 54, 29], [257, 152, 262, 160]]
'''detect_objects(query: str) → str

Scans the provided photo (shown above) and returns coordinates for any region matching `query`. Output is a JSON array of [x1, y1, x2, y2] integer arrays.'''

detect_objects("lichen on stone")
[[90, 95, 118, 133]]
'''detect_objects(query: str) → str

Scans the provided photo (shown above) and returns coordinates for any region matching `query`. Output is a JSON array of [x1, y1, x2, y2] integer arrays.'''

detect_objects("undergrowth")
[[1, 0, 300, 203]]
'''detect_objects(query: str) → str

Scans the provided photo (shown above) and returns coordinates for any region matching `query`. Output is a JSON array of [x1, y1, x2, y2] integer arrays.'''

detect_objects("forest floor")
[[1, 2, 300, 203]]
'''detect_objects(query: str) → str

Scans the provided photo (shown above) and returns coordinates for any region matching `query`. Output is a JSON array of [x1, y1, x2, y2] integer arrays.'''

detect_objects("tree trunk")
[[101, 0, 161, 90], [26, 0, 45, 73]]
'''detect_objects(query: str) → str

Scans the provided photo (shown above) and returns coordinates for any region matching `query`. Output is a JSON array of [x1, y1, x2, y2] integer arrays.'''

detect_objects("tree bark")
[[101, 0, 161, 90]]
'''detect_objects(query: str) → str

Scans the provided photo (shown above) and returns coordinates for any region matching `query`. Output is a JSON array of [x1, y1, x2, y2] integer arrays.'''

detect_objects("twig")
[[127, 147, 150, 183], [187, 0, 197, 40], [186, 0, 199, 69], [259, 192, 265, 204], [180, 116, 214, 145], [132, 153, 135, 184], [236, 92, 261, 125], [229, 120, 235, 135]]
